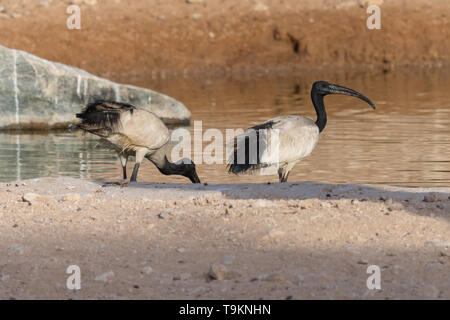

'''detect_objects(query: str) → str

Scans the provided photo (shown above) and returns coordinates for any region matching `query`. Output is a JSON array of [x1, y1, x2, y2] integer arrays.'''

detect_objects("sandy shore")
[[0, 177, 448, 299], [0, 0, 449, 78]]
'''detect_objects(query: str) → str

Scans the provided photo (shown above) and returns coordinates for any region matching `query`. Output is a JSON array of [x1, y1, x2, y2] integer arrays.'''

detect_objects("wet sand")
[[0, 177, 448, 299]]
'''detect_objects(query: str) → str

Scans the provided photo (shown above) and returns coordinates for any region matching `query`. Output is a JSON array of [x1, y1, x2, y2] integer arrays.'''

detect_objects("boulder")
[[0, 45, 191, 129]]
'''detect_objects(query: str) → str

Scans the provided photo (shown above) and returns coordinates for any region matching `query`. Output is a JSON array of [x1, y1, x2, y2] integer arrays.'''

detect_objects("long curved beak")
[[189, 170, 201, 184], [327, 83, 376, 110]]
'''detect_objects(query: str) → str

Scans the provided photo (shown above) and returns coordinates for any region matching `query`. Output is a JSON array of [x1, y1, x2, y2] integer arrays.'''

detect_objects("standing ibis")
[[227, 81, 376, 182]]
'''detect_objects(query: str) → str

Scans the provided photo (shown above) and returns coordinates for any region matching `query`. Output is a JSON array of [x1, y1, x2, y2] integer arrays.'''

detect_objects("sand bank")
[[0, 177, 448, 299]]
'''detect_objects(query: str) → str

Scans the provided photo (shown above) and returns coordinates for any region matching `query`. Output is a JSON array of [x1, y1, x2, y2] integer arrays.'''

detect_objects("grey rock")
[[0, 45, 191, 129]]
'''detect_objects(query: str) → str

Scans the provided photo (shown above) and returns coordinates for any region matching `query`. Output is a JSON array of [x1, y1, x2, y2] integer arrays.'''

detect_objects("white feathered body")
[[228, 115, 319, 177]]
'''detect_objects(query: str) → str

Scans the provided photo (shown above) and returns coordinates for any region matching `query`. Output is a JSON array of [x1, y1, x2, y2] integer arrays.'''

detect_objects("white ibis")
[[76, 100, 201, 183], [228, 81, 375, 182]]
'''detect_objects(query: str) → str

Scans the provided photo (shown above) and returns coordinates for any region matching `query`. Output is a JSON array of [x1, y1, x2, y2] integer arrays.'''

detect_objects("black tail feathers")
[[76, 100, 136, 132]]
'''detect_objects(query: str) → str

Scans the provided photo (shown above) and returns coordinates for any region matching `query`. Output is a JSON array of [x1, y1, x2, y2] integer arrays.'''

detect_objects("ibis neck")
[[155, 156, 186, 176], [311, 90, 327, 133]]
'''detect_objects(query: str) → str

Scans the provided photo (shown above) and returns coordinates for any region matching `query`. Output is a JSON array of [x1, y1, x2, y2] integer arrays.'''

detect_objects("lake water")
[[1, 67, 449, 187]]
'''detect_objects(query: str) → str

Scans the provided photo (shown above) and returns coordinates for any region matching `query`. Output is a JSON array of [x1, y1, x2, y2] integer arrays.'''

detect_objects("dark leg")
[[130, 163, 140, 182], [278, 168, 290, 183], [280, 172, 290, 183], [119, 153, 128, 180], [130, 149, 147, 183]]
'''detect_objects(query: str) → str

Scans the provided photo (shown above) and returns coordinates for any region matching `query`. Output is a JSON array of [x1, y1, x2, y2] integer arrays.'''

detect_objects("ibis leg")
[[130, 149, 147, 182], [278, 168, 290, 183], [119, 153, 128, 180], [130, 163, 140, 182]]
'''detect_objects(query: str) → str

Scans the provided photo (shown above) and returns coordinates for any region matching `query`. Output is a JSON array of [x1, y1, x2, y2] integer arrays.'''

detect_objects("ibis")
[[227, 81, 375, 182], [76, 100, 201, 184]]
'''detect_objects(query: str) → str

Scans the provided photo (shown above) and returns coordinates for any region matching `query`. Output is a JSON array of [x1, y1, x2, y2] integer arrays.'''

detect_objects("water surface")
[[1, 68, 449, 187]]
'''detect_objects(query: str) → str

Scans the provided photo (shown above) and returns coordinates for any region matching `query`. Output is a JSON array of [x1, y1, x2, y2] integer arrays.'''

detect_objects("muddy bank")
[[0, 0, 449, 79], [0, 177, 449, 299]]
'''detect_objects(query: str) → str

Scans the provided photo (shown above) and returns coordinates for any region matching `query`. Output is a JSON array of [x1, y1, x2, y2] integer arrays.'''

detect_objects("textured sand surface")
[[0, 177, 449, 299]]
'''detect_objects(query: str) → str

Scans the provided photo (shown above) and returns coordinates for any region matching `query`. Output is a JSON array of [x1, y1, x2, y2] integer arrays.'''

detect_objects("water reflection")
[[0, 67, 449, 187]]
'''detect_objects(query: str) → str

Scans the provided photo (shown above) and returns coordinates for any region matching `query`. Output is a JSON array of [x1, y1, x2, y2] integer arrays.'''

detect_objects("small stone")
[[94, 271, 114, 282], [177, 248, 186, 253], [180, 273, 191, 280], [251, 1, 269, 12], [208, 263, 236, 281], [158, 210, 171, 219], [423, 194, 437, 203], [191, 13, 202, 20], [0, 274, 9, 281], [141, 266, 153, 275], [357, 259, 369, 265], [61, 193, 81, 202], [22, 193, 41, 205]]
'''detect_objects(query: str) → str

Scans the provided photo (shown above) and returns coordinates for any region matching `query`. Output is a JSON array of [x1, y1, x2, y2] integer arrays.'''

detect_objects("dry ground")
[[0, 177, 449, 299]]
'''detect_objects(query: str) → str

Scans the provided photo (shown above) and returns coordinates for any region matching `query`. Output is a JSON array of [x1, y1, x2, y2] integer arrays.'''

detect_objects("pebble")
[[191, 13, 202, 20], [0, 274, 10, 281], [423, 194, 437, 203], [22, 193, 42, 205], [94, 271, 115, 282], [61, 193, 81, 202], [158, 209, 171, 219], [208, 263, 237, 281], [141, 266, 153, 275]]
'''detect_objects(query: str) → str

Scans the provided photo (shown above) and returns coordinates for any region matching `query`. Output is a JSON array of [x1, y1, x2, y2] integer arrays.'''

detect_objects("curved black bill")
[[189, 171, 201, 184], [326, 83, 376, 110]]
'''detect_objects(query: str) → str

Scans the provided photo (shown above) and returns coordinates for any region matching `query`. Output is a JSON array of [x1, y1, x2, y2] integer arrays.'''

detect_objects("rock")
[[94, 271, 115, 282], [0, 274, 10, 281], [179, 273, 191, 280], [251, 1, 269, 12], [357, 258, 369, 265], [141, 266, 153, 275], [208, 263, 238, 281], [158, 209, 171, 219], [423, 194, 437, 203], [0, 45, 191, 129], [22, 193, 42, 205], [191, 13, 202, 21], [176, 248, 186, 253], [61, 193, 81, 202]]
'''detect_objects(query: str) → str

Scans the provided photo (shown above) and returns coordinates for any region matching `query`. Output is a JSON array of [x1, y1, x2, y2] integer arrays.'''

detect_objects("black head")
[[312, 81, 376, 109], [176, 158, 201, 184]]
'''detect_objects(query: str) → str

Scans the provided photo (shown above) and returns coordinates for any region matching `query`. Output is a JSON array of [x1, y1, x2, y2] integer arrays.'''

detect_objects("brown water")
[[1, 68, 449, 187]]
